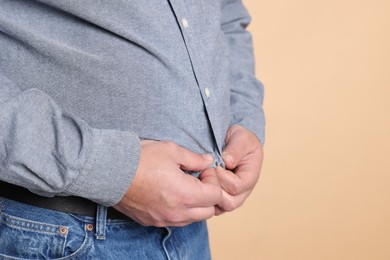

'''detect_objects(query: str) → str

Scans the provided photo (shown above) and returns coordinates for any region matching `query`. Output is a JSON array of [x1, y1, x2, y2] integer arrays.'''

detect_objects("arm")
[[215, 0, 265, 214], [221, 0, 265, 144], [1, 74, 223, 225], [0, 74, 140, 206]]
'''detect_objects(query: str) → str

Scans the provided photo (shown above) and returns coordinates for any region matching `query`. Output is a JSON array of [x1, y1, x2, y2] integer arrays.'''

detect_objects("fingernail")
[[216, 165, 224, 171], [202, 153, 214, 161], [222, 152, 233, 165]]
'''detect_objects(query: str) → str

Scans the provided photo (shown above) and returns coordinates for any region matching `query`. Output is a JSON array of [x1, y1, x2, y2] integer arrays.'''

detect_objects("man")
[[0, 0, 265, 259]]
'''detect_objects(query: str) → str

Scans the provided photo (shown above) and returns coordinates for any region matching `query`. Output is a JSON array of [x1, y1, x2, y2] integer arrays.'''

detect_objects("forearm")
[[0, 74, 140, 206]]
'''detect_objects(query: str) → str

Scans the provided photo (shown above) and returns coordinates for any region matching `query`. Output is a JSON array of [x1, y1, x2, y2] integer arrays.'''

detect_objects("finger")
[[222, 129, 258, 170], [159, 206, 216, 227], [160, 199, 217, 227], [185, 206, 216, 223], [214, 205, 225, 216], [199, 167, 221, 189], [216, 189, 250, 212], [219, 145, 263, 192], [216, 167, 258, 196], [152, 219, 198, 228], [170, 143, 213, 171], [137, 206, 216, 228], [216, 165, 258, 196], [215, 166, 243, 196], [233, 151, 263, 185], [182, 168, 222, 207]]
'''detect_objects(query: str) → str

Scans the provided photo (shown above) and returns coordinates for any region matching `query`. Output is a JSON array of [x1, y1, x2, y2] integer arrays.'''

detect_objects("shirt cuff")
[[64, 128, 140, 206]]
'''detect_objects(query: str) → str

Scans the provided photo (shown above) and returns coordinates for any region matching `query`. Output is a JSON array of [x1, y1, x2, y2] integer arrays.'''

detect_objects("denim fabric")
[[0, 198, 211, 260]]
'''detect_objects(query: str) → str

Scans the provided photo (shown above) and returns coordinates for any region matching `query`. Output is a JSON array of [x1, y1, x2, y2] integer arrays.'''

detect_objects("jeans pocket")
[[0, 198, 91, 260], [0, 211, 68, 259]]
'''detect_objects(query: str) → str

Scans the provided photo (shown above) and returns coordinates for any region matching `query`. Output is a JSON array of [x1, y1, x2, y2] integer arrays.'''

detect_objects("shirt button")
[[182, 18, 189, 28], [204, 88, 211, 98]]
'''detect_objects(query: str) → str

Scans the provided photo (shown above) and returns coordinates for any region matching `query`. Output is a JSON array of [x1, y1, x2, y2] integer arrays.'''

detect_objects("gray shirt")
[[0, 0, 265, 206]]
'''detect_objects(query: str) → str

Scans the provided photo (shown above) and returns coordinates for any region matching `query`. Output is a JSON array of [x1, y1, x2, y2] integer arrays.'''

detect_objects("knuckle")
[[180, 193, 196, 207], [228, 181, 243, 196], [222, 200, 237, 212], [223, 199, 245, 212]]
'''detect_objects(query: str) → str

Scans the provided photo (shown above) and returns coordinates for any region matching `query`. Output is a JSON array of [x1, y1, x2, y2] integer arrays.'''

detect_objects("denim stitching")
[[0, 212, 66, 235], [57, 227, 91, 260]]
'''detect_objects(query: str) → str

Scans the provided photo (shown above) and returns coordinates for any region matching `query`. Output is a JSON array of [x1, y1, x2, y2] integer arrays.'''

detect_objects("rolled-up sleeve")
[[0, 74, 140, 206]]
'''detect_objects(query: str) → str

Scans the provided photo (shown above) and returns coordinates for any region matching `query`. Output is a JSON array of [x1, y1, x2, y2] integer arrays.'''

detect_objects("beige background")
[[209, 0, 390, 259]]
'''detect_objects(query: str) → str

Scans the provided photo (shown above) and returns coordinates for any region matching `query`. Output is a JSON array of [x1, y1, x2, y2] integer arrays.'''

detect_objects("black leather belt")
[[0, 181, 130, 220]]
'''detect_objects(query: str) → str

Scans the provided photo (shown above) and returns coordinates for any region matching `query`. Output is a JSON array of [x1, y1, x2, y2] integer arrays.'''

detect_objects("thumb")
[[175, 145, 214, 171], [222, 129, 257, 170]]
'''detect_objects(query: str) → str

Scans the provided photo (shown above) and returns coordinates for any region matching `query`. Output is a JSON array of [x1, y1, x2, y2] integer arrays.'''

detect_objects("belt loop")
[[95, 204, 107, 240]]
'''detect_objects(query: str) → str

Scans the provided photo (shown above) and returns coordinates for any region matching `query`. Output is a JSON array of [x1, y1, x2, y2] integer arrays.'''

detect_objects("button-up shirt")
[[0, 0, 265, 206]]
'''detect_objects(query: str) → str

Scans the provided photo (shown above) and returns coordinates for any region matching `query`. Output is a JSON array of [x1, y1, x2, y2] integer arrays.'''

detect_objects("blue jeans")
[[0, 197, 211, 259]]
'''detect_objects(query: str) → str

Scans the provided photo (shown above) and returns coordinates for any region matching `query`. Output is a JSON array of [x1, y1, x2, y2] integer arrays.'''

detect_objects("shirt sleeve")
[[221, 0, 266, 144], [0, 74, 140, 206]]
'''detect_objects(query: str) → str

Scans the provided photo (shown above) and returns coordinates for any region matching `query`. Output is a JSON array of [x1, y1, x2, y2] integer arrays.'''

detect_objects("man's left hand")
[[215, 125, 264, 215]]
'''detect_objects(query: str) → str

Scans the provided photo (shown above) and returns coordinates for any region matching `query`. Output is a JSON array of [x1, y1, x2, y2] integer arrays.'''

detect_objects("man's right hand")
[[114, 140, 222, 227]]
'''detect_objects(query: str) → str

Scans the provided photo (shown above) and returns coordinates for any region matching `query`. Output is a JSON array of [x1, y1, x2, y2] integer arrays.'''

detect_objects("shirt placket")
[[166, 0, 226, 167]]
